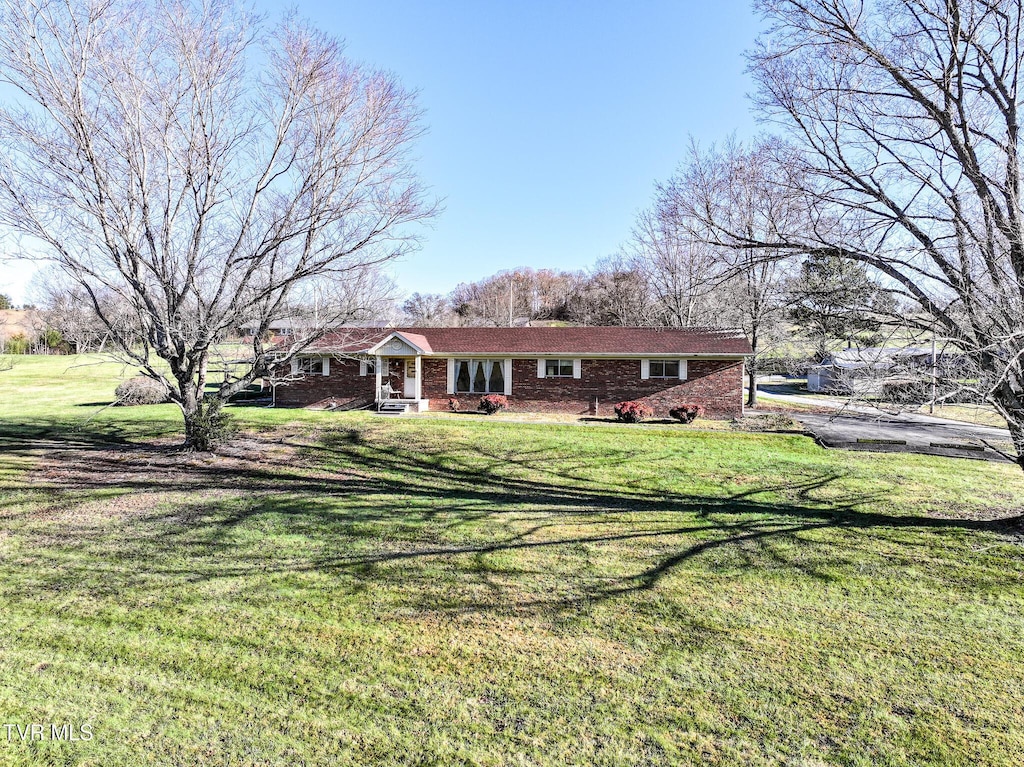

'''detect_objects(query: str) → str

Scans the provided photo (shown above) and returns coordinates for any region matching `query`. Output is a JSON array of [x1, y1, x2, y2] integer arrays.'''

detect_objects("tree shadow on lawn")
[[0, 412, 178, 456], [3, 422, 1022, 616]]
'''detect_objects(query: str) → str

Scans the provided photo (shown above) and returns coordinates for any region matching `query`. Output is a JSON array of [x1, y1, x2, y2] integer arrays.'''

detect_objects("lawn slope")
[[0, 355, 1022, 766]]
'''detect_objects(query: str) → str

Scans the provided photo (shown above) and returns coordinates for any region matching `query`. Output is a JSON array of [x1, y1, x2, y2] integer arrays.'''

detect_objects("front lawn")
[[1, 355, 1022, 766]]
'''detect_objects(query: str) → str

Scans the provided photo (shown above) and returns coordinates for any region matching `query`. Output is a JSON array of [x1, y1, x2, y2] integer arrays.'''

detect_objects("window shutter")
[[322, 357, 330, 376], [446, 359, 455, 394], [290, 358, 299, 375], [537, 359, 546, 378], [572, 359, 582, 379], [679, 359, 688, 380], [359, 360, 367, 376], [504, 359, 513, 395], [640, 359, 650, 380]]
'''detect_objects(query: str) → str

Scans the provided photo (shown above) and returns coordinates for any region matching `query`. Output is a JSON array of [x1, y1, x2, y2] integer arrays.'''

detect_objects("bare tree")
[[566, 255, 659, 327], [401, 292, 453, 326], [449, 268, 584, 326], [29, 268, 119, 353], [0, 0, 433, 449], [686, 0, 1024, 467], [656, 139, 798, 405], [628, 203, 722, 328]]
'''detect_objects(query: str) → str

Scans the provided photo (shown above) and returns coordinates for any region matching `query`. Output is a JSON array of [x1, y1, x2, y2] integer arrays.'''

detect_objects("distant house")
[[239, 317, 396, 338], [806, 347, 943, 394], [273, 326, 753, 417]]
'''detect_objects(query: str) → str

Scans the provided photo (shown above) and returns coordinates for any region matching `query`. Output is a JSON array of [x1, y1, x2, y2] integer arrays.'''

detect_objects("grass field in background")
[[0, 355, 1022, 766]]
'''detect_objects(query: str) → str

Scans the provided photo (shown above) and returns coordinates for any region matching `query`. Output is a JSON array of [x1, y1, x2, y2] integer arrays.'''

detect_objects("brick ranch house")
[[272, 326, 753, 417]]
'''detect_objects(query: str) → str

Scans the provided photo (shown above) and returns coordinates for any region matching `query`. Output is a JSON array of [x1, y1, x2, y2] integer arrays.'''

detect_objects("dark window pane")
[[473, 360, 487, 392], [456, 360, 471, 392], [664, 361, 679, 377], [300, 358, 322, 375], [649, 360, 664, 377], [488, 360, 504, 393], [546, 359, 573, 377]]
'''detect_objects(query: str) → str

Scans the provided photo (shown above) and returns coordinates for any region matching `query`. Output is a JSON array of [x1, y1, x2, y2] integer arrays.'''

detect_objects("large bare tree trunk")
[[1008, 421, 1024, 471], [992, 373, 1024, 469]]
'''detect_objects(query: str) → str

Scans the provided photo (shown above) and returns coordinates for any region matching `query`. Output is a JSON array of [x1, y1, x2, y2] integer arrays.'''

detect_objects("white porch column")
[[414, 355, 423, 400], [374, 355, 383, 400]]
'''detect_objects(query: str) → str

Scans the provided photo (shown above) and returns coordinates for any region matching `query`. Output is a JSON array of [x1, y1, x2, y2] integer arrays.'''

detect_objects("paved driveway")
[[754, 385, 1016, 463], [794, 412, 1015, 463]]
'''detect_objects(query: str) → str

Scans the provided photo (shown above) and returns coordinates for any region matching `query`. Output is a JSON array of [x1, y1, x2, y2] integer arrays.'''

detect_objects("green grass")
[[918, 404, 1009, 429], [1, 355, 1023, 766]]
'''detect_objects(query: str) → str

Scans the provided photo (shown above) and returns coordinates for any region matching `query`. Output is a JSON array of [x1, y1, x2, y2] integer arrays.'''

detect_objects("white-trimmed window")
[[454, 359, 505, 394], [649, 360, 679, 378], [536, 358, 582, 379], [359, 358, 376, 376], [641, 358, 686, 380], [545, 359, 573, 377], [294, 356, 328, 376]]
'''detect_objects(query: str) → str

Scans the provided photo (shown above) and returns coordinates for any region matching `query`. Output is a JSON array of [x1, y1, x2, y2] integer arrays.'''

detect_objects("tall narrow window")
[[472, 361, 487, 391], [488, 360, 504, 392], [456, 360, 472, 392]]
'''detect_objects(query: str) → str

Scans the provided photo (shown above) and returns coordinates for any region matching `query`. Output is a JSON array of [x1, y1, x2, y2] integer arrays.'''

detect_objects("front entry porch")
[[375, 354, 429, 412]]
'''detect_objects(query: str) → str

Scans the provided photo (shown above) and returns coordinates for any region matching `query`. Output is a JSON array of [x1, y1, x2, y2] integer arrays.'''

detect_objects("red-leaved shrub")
[[479, 394, 508, 414], [613, 400, 653, 423], [669, 403, 704, 424]]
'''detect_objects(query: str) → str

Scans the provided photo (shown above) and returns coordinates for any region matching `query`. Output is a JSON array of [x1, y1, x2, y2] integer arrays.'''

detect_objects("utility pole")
[[929, 330, 937, 414]]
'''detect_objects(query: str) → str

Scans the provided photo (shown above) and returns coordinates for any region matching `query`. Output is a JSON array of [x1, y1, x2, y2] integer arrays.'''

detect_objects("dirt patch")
[[731, 413, 805, 433], [923, 500, 1024, 524]]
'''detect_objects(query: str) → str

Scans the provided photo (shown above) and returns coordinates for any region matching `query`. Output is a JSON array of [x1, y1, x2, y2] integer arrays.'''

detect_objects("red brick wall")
[[422, 358, 449, 400], [274, 355, 744, 417], [423, 358, 744, 418], [274, 357, 376, 409]]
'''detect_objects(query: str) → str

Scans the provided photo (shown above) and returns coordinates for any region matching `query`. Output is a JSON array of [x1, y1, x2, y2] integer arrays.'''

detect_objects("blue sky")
[[304, 0, 765, 296], [0, 1, 764, 304]]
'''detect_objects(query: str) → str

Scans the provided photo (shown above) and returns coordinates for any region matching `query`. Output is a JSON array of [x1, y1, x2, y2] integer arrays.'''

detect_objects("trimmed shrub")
[[447, 397, 461, 412], [669, 403, 704, 424], [115, 376, 169, 406], [613, 400, 653, 423], [479, 394, 508, 414], [185, 399, 237, 450]]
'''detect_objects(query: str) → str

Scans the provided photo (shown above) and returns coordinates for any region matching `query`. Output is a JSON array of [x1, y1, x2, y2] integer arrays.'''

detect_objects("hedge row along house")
[[272, 327, 753, 417]]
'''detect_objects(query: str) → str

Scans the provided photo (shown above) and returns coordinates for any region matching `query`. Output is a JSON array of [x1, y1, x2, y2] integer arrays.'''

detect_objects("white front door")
[[403, 358, 416, 398]]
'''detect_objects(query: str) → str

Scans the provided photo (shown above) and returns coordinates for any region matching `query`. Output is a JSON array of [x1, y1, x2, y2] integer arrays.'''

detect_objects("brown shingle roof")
[[306, 326, 752, 356]]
